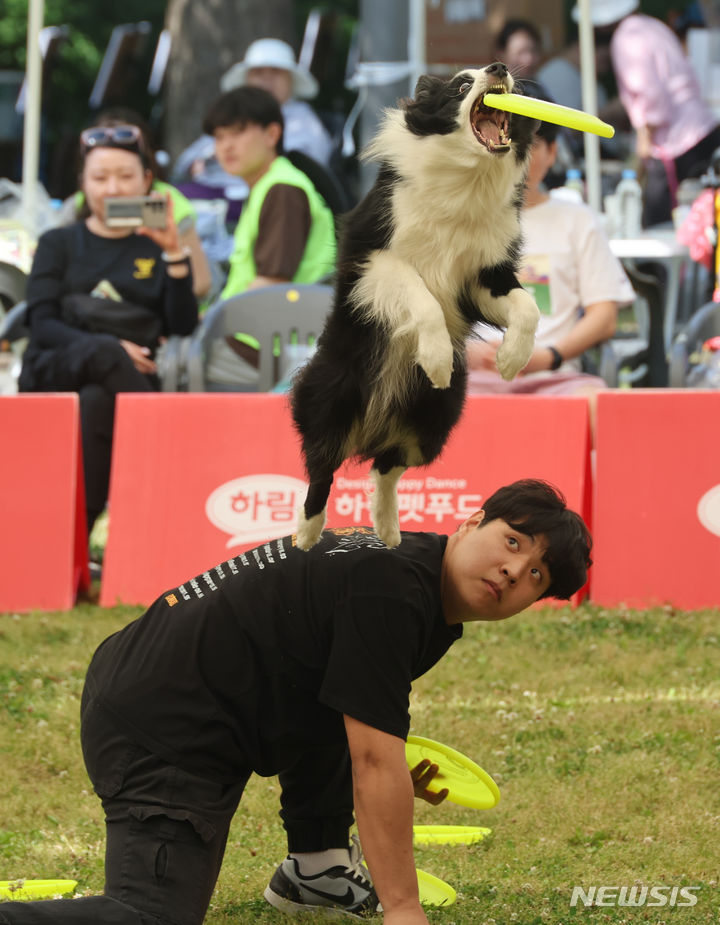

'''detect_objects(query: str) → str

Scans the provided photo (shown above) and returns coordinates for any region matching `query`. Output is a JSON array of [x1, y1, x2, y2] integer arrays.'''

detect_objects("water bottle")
[[615, 168, 643, 238], [559, 168, 585, 203], [687, 336, 720, 389]]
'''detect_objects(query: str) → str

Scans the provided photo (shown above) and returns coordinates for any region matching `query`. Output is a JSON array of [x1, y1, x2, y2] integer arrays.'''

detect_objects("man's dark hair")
[[481, 478, 592, 600], [202, 86, 285, 152], [495, 18, 542, 52]]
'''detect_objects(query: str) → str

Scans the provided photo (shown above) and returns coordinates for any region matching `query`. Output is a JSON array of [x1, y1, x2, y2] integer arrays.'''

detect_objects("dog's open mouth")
[[471, 85, 511, 153]]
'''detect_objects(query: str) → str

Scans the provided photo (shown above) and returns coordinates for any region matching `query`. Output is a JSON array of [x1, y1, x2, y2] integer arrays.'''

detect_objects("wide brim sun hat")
[[571, 0, 639, 27], [220, 38, 319, 99]]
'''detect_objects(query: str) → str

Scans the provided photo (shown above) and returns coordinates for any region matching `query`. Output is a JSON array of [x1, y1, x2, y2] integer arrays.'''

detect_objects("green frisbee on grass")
[[0, 880, 78, 901], [406, 735, 500, 809]]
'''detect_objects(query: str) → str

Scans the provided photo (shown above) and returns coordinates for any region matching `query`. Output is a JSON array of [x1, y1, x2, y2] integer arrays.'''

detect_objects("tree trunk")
[[164, 0, 296, 161]]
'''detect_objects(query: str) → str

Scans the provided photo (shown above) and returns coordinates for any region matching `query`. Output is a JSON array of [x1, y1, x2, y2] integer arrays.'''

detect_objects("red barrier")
[[0, 395, 89, 611], [593, 391, 720, 609], [101, 394, 591, 606]]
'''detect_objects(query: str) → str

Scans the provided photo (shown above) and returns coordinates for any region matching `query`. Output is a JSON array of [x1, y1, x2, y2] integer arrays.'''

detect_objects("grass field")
[[1, 599, 718, 924]]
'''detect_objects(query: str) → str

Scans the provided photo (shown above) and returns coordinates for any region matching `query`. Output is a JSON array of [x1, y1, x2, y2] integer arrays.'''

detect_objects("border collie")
[[291, 62, 539, 549]]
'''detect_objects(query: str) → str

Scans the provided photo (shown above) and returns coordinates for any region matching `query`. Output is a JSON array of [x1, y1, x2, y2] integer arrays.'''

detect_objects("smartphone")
[[105, 196, 167, 229]]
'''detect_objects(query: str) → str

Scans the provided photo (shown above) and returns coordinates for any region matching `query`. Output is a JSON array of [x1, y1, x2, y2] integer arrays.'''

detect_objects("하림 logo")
[[206, 474, 307, 547]]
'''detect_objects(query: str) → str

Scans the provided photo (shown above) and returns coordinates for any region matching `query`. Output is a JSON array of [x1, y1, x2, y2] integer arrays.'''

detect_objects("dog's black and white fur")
[[292, 62, 540, 549]]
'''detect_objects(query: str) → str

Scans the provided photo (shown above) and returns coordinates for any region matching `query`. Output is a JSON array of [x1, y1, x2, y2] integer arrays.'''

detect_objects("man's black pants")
[[0, 682, 354, 925]]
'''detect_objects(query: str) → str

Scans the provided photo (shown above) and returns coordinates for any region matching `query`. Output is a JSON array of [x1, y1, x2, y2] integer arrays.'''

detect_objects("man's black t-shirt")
[[88, 528, 462, 782]]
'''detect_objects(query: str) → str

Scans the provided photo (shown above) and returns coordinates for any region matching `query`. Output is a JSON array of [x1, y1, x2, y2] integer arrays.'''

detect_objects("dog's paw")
[[370, 472, 402, 547], [416, 329, 454, 389], [496, 333, 535, 381], [295, 508, 326, 550], [374, 519, 402, 548]]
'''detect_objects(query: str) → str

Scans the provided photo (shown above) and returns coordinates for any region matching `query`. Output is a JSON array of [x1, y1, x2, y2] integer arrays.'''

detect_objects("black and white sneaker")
[[264, 836, 379, 919]]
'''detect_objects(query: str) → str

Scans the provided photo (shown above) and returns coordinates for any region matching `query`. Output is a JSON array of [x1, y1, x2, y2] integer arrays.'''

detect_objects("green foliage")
[[0, 0, 166, 191], [0, 0, 360, 192], [0, 0, 166, 71]]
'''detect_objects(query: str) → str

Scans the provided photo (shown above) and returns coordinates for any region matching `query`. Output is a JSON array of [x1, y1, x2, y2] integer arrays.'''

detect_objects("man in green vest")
[[202, 86, 337, 377]]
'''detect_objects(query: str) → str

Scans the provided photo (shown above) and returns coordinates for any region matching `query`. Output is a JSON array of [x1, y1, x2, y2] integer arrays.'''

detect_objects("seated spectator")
[[494, 19, 543, 81], [222, 39, 335, 167], [202, 86, 336, 386], [536, 30, 630, 159], [579, 0, 720, 226], [173, 39, 335, 194], [19, 125, 198, 536], [59, 109, 213, 299], [466, 95, 635, 435]]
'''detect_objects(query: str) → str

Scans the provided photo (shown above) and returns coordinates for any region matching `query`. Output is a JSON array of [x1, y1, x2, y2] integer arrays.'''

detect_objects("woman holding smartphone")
[[63, 110, 213, 299], [19, 124, 199, 539]]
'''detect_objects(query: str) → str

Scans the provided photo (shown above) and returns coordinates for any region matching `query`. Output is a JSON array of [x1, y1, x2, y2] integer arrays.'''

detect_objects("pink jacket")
[[611, 14, 717, 160]]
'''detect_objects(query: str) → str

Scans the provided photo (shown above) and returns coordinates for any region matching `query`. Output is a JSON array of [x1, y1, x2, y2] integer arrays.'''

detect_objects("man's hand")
[[466, 339, 499, 371], [410, 759, 449, 805], [344, 717, 425, 921]]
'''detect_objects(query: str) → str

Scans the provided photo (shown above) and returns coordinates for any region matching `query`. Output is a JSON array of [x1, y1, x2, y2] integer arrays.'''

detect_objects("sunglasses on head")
[[80, 124, 145, 151]]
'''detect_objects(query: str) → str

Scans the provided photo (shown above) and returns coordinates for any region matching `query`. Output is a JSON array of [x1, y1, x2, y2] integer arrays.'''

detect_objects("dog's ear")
[[412, 74, 446, 101], [404, 74, 463, 137]]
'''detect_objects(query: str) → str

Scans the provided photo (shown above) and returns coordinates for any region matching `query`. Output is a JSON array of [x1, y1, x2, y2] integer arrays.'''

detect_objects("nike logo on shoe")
[[301, 883, 357, 905]]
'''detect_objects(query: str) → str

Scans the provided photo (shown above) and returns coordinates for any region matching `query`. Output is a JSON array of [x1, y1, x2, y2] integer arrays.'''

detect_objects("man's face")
[[441, 513, 551, 623], [213, 122, 278, 183], [526, 136, 557, 192]]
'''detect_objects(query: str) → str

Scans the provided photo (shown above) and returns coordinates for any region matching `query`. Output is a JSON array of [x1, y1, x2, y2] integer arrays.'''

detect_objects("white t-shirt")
[[476, 197, 635, 371]]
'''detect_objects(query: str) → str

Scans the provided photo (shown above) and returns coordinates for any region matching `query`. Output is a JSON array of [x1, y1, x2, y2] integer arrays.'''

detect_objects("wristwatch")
[[547, 346, 564, 370]]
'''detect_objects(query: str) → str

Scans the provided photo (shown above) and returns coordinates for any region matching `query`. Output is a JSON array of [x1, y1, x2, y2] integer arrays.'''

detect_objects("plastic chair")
[[155, 335, 188, 392], [669, 301, 720, 386], [0, 302, 28, 393], [578, 263, 669, 388], [185, 283, 333, 392], [0, 301, 29, 342], [0, 262, 28, 311], [580, 340, 620, 387], [593, 264, 668, 388]]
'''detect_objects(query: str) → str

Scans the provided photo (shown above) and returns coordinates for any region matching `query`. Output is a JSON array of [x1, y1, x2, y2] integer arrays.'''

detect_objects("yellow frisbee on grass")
[[413, 824, 492, 846], [483, 93, 616, 138], [406, 735, 500, 809], [417, 868, 457, 906], [0, 880, 78, 900]]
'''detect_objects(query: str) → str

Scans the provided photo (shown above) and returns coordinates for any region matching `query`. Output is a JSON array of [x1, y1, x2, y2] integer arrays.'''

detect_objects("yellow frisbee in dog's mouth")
[[483, 93, 616, 138], [471, 89, 512, 152], [0, 880, 78, 900]]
